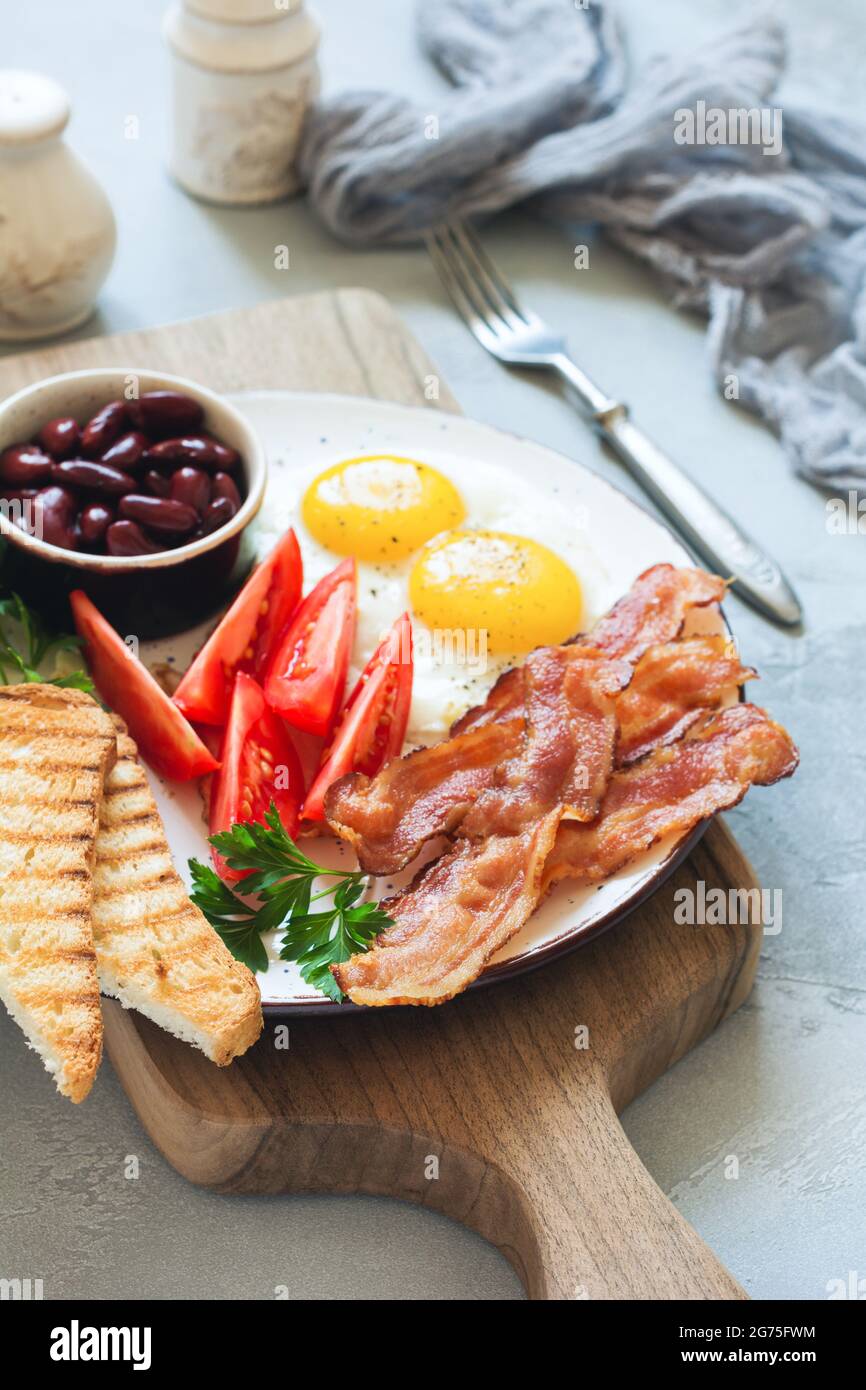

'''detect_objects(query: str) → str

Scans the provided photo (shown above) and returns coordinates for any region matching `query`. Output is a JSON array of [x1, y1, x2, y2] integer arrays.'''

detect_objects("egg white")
[[256, 451, 608, 742]]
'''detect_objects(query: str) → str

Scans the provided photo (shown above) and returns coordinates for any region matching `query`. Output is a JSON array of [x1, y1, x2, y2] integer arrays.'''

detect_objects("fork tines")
[[427, 223, 533, 346]]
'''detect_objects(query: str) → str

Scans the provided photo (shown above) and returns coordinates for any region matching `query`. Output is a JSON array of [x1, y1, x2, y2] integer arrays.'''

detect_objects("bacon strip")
[[587, 563, 726, 664], [545, 704, 798, 889], [334, 704, 798, 1007], [326, 566, 728, 872], [333, 821, 559, 1006], [616, 635, 755, 764], [332, 645, 627, 1005], [325, 716, 521, 875], [460, 645, 630, 833]]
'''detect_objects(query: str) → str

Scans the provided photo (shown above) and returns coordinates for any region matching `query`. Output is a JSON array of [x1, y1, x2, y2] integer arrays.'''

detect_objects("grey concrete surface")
[[0, 0, 863, 1301]]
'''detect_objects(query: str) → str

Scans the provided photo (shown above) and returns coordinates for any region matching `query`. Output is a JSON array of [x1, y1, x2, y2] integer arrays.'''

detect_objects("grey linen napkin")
[[300, 1, 866, 494]]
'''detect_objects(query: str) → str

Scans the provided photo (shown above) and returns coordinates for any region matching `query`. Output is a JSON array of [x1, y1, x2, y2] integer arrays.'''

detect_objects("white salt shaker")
[[163, 0, 321, 205], [0, 71, 116, 342]]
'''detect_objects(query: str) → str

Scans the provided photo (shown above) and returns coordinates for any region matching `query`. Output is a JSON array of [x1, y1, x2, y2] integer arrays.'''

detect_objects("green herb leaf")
[[188, 804, 394, 999], [279, 897, 393, 1000], [52, 669, 97, 691], [0, 589, 92, 692], [208, 804, 324, 887], [188, 858, 269, 974]]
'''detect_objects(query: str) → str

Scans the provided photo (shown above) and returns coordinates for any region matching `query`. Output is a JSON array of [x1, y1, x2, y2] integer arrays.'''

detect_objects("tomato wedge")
[[173, 528, 303, 726], [264, 557, 357, 738], [210, 672, 305, 881], [302, 612, 413, 822], [70, 589, 220, 781]]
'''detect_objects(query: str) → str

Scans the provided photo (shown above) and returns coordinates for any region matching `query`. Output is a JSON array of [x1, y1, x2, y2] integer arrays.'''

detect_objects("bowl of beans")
[[0, 368, 267, 637]]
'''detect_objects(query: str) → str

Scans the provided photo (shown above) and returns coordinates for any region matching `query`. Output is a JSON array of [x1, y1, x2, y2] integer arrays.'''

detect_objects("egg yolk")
[[409, 530, 583, 656], [302, 455, 466, 562]]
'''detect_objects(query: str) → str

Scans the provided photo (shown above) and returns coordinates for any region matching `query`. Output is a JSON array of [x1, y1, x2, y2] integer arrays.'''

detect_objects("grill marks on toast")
[[93, 721, 262, 1065], [0, 685, 117, 1103]]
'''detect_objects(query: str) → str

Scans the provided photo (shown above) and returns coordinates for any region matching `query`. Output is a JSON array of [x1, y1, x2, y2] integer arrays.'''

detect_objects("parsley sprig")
[[0, 591, 92, 691], [189, 804, 393, 1001]]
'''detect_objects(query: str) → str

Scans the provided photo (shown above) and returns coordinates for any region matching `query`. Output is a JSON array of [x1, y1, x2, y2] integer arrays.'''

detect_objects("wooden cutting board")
[[3, 290, 760, 1301]]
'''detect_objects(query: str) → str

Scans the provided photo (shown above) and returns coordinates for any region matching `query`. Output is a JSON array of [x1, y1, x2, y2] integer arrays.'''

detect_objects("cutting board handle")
[[111, 1013, 746, 1300], [455, 1057, 747, 1300]]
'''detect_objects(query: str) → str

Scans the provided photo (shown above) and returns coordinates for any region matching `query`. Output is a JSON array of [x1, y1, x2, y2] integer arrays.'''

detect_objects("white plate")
[[142, 392, 732, 1012]]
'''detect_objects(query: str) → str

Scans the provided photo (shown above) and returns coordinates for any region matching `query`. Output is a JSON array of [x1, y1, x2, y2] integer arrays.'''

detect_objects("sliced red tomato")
[[192, 721, 223, 761], [173, 528, 303, 726], [264, 557, 357, 738], [302, 612, 413, 822], [210, 671, 305, 881], [70, 589, 220, 781]]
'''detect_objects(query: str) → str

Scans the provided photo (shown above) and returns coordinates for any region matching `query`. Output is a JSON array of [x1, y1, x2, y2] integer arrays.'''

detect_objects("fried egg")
[[302, 455, 465, 561], [409, 529, 584, 656], [260, 451, 604, 741]]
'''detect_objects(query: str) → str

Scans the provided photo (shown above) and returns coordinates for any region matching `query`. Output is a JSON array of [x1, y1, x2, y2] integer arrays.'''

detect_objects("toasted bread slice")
[[0, 684, 117, 1103], [93, 718, 262, 1064]]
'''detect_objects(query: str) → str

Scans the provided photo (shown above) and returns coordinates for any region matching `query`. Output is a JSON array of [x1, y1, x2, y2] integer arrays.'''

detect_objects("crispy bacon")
[[325, 566, 729, 872], [616, 635, 755, 764], [325, 716, 522, 875], [334, 704, 798, 1006], [332, 645, 627, 1005], [461, 645, 629, 833], [327, 637, 635, 873], [332, 818, 560, 1006], [327, 638, 745, 877], [545, 704, 798, 889], [587, 562, 727, 664]]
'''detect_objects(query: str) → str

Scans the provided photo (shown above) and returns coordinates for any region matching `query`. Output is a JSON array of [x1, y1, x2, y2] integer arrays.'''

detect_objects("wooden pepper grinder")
[[163, 0, 321, 205]]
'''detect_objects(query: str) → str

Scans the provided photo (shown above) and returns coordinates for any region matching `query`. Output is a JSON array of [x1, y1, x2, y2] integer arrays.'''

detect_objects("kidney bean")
[[37, 416, 81, 460], [199, 495, 237, 536], [79, 502, 115, 546], [100, 430, 148, 472], [105, 520, 161, 556], [210, 471, 241, 510], [144, 468, 171, 498], [81, 400, 128, 458], [19, 398, 243, 557], [0, 487, 39, 531], [51, 459, 137, 497], [128, 391, 203, 438], [0, 444, 54, 486], [0, 486, 39, 505], [118, 494, 198, 534], [34, 486, 78, 550], [170, 466, 210, 514], [146, 435, 236, 471], [204, 438, 239, 471]]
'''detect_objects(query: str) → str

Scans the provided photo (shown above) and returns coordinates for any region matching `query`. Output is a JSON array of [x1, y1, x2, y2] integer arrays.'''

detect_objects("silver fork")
[[427, 223, 802, 628]]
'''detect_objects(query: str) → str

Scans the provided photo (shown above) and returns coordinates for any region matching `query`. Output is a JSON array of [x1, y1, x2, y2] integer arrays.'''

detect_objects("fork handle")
[[553, 358, 802, 625]]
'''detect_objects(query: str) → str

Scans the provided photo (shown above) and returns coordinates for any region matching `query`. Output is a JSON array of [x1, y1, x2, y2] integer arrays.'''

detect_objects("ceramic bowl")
[[0, 367, 266, 637]]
